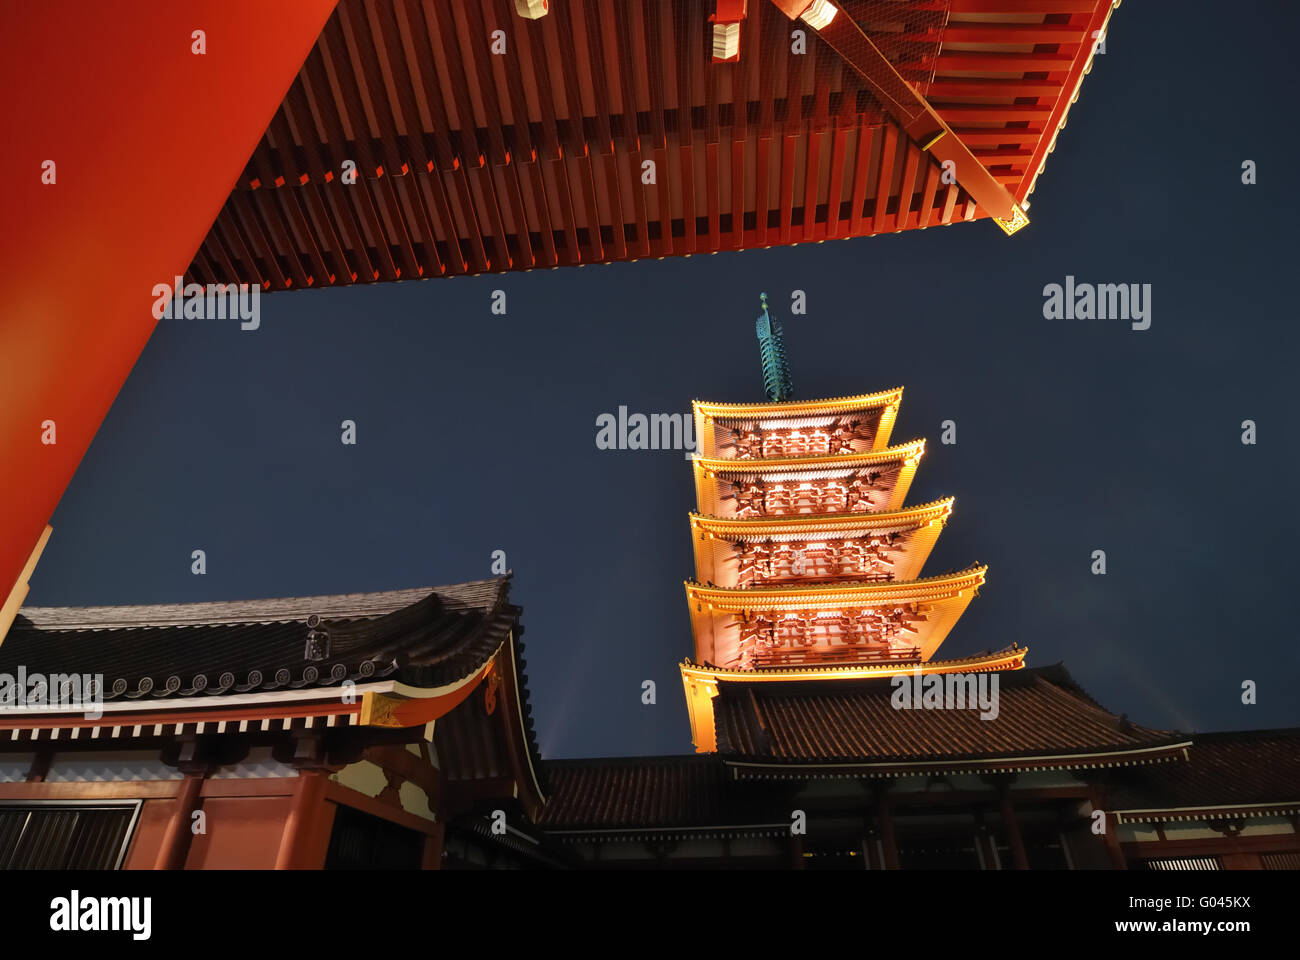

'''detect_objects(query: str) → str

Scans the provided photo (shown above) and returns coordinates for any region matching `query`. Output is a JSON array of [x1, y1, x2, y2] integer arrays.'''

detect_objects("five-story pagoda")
[[680, 296, 1025, 751]]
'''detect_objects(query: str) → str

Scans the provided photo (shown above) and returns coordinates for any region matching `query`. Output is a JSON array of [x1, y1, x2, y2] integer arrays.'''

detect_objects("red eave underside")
[[185, 0, 1114, 288]]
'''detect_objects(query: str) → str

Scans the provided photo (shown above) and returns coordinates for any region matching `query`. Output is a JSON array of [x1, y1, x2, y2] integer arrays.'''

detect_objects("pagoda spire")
[[755, 293, 793, 402]]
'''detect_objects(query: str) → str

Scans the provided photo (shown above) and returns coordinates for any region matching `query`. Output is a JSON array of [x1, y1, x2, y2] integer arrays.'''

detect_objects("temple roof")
[[15, 579, 498, 630], [5, 577, 523, 703], [6, 576, 549, 811], [540, 665, 1292, 839], [539, 755, 730, 832], [537, 727, 1300, 839], [1107, 728, 1300, 823], [713, 665, 1190, 776]]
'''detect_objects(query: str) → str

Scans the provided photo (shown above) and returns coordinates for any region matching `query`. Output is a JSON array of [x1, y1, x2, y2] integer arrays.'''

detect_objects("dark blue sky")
[[30, 3, 1300, 757]]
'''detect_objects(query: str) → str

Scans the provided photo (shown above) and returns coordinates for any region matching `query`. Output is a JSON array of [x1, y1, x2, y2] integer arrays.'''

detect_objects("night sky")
[[28, 2, 1300, 758]]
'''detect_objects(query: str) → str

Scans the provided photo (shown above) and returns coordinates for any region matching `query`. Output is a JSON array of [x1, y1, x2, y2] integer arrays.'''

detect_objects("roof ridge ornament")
[[755, 293, 793, 402], [304, 613, 330, 662]]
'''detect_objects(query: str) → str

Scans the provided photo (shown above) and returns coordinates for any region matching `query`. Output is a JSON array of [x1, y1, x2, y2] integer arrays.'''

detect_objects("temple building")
[[3, 297, 1299, 871], [0, 579, 556, 869]]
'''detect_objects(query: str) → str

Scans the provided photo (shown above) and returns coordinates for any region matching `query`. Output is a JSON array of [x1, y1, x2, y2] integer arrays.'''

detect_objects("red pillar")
[[0, 0, 337, 606], [1000, 791, 1030, 870], [422, 824, 446, 870], [154, 773, 206, 870], [276, 771, 329, 869], [877, 797, 899, 870]]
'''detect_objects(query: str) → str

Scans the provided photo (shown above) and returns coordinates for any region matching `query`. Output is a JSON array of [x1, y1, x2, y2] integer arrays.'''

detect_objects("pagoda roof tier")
[[679, 645, 1026, 753], [684, 566, 987, 673], [686, 566, 986, 612], [695, 441, 925, 478], [693, 441, 924, 517], [692, 390, 903, 457], [694, 390, 903, 422], [709, 665, 1191, 777], [689, 498, 953, 541], [689, 500, 954, 589]]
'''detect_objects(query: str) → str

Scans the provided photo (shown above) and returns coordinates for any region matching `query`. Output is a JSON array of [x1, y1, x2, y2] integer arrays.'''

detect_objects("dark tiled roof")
[[714, 665, 1185, 768], [1108, 728, 1300, 818], [5, 577, 516, 702], [538, 756, 728, 830]]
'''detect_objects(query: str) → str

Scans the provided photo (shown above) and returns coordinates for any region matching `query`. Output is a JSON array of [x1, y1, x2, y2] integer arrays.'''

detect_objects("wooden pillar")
[[25, 747, 52, 783], [1101, 818, 1128, 870], [862, 828, 878, 870], [275, 770, 328, 869], [1089, 787, 1128, 870], [877, 796, 899, 870], [422, 823, 446, 870], [154, 772, 205, 870], [1000, 790, 1029, 870], [974, 817, 999, 870]]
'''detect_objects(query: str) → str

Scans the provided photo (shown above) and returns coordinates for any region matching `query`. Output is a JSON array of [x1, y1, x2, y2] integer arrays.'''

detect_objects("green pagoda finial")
[[755, 292, 793, 402]]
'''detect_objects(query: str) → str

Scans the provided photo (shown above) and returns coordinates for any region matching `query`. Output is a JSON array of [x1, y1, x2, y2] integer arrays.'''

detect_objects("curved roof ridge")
[[682, 644, 1025, 680], [16, 576, 511, 631], [691, 496, 954, 518], [689, 498, 954, 530], [695, 439, 924, 471], [693, 388, 904, 416], [685, 563, 986, 594]]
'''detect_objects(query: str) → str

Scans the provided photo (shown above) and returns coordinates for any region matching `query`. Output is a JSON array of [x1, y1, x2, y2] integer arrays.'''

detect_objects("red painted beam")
[[949, 0, 1095, 11], [0, 0, 337, 609], [772, 1, 1021, 224]]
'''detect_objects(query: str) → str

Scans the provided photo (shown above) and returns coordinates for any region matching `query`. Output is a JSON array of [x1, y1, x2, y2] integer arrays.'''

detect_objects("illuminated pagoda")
[[680, 294, 1022, 751], [535, 300, 1300, 871]]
